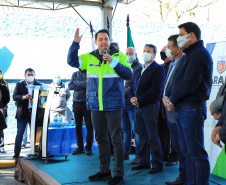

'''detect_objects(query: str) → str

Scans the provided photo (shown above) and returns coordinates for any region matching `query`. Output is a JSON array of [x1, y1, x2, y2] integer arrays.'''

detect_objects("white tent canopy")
[[0, 0, 135, 37]]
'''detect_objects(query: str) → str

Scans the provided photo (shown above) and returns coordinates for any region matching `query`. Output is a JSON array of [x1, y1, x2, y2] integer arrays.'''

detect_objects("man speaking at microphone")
[[67, 28, 132, 185]]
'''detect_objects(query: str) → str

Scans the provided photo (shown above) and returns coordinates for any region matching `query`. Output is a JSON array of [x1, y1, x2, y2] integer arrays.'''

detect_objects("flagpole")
[[90, 21, 96, 51]]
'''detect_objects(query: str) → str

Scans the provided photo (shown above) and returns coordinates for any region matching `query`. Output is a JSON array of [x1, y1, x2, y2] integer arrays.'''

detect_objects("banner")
[[205, 42, 226, 179]]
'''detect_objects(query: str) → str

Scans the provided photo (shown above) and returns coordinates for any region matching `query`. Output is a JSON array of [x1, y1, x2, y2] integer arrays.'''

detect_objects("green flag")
[[127, 26, 134, 48]]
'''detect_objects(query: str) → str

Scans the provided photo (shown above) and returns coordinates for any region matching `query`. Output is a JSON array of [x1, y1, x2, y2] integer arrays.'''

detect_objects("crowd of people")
[[0, 21, 226, 185], [66, 21, 224, 185]]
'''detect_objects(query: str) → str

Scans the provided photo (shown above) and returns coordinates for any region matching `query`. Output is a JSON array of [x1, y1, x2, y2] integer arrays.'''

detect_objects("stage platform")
[[16, 151, 226, 185]]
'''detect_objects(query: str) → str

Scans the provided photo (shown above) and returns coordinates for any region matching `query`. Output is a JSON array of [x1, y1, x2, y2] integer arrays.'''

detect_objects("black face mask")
[[160, 51, 167, 61]]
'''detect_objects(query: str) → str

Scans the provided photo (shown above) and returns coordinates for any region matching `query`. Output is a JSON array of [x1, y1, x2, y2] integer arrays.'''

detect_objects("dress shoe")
[[72, 147, 85, 155], [108, 176, 124, 185], [89, 171, 112, 181], [131, 165, 150, 170], [86, 148, 92, 155], [165, 177, 185, 185], [148, 167, 163, 174], [130, 156, 140, 165], [165, 161, 179, 166], [13, 154, 19, 160]]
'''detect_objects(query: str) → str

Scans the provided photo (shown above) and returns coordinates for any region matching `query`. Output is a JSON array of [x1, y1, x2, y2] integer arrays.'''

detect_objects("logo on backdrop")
[[217, 56, 226, 74]]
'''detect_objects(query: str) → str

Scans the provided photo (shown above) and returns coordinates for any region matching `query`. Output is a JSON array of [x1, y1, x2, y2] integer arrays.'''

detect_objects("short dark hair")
[[144, 44, 157, 54], [110, 42, 120, 50], [168, 34, 179, 47], [178, 22, 201, 40], [95, 29, 110, 41], [25, 68, 35, 75]]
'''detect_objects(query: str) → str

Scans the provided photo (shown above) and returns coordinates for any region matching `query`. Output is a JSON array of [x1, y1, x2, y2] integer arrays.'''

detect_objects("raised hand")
[[74, 28, 83, 43]]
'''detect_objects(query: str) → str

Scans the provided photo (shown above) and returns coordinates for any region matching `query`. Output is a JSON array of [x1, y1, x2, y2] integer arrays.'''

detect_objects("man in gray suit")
[[162, 34, 186, 185], [210, 83, 226, 147], [210, 83, 226, 120]]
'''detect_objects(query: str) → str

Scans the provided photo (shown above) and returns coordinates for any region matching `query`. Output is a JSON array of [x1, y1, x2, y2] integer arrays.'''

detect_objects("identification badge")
[[90, 64, 101, 67]]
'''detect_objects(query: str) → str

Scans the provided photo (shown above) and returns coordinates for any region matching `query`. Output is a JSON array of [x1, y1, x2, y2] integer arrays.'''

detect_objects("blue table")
[[47, 125, 98, 154]]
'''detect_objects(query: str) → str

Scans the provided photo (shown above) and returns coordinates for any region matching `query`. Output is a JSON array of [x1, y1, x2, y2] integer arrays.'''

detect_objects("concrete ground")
[[0, 143, 31, 185]]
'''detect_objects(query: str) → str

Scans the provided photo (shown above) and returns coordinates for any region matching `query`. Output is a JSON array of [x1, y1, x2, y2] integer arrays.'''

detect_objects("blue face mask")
[[55, 78, 61, 85]]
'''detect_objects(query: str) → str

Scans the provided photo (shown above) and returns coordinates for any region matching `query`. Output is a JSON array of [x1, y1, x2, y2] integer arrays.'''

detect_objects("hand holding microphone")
[[103, 48, 112, 64]]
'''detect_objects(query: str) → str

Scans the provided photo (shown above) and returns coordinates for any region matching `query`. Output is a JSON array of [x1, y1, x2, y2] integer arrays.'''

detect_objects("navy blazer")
[[168, 40, 213, 107], [13, 80, 41, 120], [128, 61, 165, 108]]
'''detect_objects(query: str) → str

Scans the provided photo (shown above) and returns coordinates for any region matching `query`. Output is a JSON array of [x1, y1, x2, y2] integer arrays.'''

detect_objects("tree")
[[140, 0, 215, 22]]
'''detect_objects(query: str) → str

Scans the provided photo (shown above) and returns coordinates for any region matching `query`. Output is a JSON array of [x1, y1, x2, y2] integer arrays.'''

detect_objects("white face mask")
[[142, 52, 153, 63], [127, 55, 136, 63], [27, 76, 34, 83], [177, 33, 191, 48], [165, 48, 176, 59]]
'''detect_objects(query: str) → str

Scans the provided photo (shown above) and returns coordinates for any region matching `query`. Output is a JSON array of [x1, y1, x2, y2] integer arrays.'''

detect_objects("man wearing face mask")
[[160, 46, 172, 72], [162, 34, 186, 185], [50, 74, 70, 122], [158, 46, 173, 163], [165, 22, 213, 185], [13, 68, 41, 160], [122, 47, 142, 164], [128, 44, 165, 174]]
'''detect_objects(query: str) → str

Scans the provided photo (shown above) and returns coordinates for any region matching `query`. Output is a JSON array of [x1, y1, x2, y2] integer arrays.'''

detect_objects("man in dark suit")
[[128, 44, 165, 174], [13, 68, 41, 159], [163, 35, 186, 185], [158, 45, 172, 163], [165, 22, 213, 185]]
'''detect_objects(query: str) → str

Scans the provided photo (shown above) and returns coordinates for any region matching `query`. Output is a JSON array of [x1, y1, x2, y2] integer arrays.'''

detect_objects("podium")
[[27, 85, 68, 163]]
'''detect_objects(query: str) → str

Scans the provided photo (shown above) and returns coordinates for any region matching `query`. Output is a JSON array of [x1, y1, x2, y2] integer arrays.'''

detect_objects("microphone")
[[103, 48, 108, 64]]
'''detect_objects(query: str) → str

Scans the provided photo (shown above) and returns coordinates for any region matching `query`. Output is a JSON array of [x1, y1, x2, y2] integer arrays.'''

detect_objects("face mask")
[[160, 51, 167, 61], [27, 76, 34, 83], [0, 75, 2, 80], [142, 52, 153, 63], [165, 48, 176, 58], [54, 78, 61, 85], [177, 33, 191, 48], [128, 55, 136, 63]]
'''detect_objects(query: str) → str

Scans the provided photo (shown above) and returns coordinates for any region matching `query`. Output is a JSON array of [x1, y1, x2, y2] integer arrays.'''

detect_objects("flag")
[[127, 14, 134, 48]]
